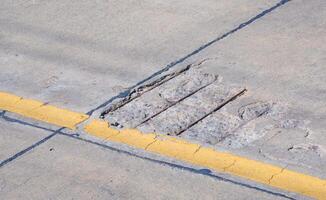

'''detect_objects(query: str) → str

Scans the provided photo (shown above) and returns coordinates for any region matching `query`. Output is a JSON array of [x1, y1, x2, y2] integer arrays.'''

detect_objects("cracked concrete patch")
[[218, 117, 276, 149], [138, 82, 243, 135], [105, 67, 217, 128], [100, 62, 325, 177], [182, 112, 242, 145], [257, 128, 326, 175], [181, 100, 290, 149], [102, 66, 314, 151], [238, 101, 273, 121]]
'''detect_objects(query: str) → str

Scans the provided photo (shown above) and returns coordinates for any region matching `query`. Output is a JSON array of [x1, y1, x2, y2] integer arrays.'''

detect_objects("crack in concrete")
[[223, 159, 237, 171], [89, 0, 292, 117], [193, 146, 202, 156], [100, 65, 192, 118], [134, 76, 218, 128], [145, 140, 158, 150], [268, 166, 288, 184], [101, 57, 216, 119], [176, 88, 247, 136]]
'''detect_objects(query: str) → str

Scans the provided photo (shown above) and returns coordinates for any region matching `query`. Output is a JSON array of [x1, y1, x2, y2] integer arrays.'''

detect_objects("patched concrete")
[[157, 0, 326, 178], [98, 0, 326, 179], [182, 99, 289, 148], [104, 66, 245, 135], [1, 0, 325, 198], [105, 67, 217, 128], [138, 81, 243, 135]]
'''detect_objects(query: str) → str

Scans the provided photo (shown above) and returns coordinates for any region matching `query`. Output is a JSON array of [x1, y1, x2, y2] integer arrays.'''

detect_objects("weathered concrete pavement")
[[0, 117, 294, 200], [0, 0, 278, 113], [1, 0, 325, 199]]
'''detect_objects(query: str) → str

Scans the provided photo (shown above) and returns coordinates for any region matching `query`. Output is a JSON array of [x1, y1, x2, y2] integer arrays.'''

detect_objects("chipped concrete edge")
[[1, 91, 325, 199]]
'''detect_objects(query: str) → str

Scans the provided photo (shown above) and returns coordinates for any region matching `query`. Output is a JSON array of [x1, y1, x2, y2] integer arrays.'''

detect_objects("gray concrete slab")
[[0, 0, 278, 113], [0, 0, 324, 198], [163, 0, 326, 178], [0, 129, 297, 200], [0, 112, 51, 161]]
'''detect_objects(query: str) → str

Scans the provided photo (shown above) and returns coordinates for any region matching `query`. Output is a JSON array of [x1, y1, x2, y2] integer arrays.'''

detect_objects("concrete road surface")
[[1, 0, 325, 199]]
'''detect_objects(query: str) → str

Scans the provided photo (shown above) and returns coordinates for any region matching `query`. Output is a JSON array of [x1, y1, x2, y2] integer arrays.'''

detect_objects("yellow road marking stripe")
[[1, 92, 325, 199], [0, 92, 89, 129], [85, 120, 156, 149], [85, 120, 326, 199]]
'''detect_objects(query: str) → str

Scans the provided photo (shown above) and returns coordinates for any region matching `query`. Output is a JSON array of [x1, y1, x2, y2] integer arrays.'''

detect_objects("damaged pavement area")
[[102, 63, 326, 178]]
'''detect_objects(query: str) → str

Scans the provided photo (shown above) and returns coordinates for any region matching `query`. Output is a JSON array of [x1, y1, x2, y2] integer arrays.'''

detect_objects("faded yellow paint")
[[10, 98, 44, 115], [0, 91, 89, 129], [193, 147, 237, 171], [147, 136, 200, 161], [111, 129, 157, 149], [270, 169, 326, 199], [226, 157, 282, 185], [1, 91, 325, 199], [84, 120, 119, 139], [84, 121, 157, 149], [30, 105, 89, 129], [85, 121, 326, 199], [0, 92, 22, 110]]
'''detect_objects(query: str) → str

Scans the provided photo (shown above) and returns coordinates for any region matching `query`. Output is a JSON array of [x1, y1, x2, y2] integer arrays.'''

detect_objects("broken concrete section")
[[178, 90, 326, 176], [105, 67, 217, 128], [138, 82, 243, 135], [181, 97, 308, 149]]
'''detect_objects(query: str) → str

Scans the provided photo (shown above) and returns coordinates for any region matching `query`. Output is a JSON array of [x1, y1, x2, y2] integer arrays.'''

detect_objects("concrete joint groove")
[[1, 91, 326, 199]]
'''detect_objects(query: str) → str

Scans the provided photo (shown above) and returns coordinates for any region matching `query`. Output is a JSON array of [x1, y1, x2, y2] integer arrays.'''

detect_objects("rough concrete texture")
[[138, 82, 242, 135], [162, 0, 326, 177], [0, 0, 278, 113], [106, 67, 217, 128], [183, 99, 306, 149], [1, 0, 325, 198], [103, 52, 324, 176]]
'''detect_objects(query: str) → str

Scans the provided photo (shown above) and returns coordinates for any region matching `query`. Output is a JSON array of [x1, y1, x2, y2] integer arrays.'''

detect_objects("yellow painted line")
[[85, 120, 326, 200], [1, 92, 325, 198], [0, 92, 89, 129], [85, 120, 157, 149]]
